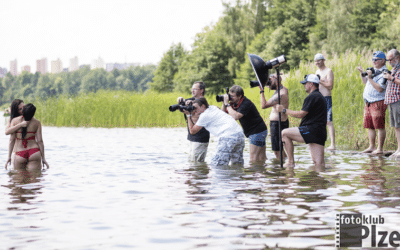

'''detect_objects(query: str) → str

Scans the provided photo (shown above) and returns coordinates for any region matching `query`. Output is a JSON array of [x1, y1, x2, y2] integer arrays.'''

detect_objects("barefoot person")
[[315, 53, 336, 150], [187, 98, 245, 166], [222, 85, 268, 163], [383, 49, 400, 159], [6, 104, 49, 169], [276, 74, 327, 168], [260, 74, 289, 162], [356, 51, 388, 154]]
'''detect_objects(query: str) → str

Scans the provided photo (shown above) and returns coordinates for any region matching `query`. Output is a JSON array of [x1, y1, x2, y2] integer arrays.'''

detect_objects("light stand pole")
[[276, 67, 283, 168]]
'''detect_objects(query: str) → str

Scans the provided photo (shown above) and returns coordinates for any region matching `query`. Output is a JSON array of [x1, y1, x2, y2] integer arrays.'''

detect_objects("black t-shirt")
[[299, 89, 327, 127], [236, 96, 267, 137], [184, 97, 210, 143]]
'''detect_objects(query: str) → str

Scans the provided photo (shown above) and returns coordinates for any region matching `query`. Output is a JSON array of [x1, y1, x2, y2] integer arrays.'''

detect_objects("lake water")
[[1, 115, 400, 249]]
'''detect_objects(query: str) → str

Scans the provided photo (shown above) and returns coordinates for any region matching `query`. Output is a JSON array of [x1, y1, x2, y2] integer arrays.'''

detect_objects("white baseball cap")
[[301, 74, 320, 84], [314, 53, 325, 61]]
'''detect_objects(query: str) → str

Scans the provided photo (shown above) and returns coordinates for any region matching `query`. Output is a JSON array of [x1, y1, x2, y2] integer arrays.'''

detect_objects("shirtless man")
[[315, 53, 335, 150], [260, 74, 289, 161]]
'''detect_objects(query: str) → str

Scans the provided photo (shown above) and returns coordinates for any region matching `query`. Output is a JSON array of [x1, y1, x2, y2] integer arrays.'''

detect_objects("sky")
[[0, 0, 229, 72]]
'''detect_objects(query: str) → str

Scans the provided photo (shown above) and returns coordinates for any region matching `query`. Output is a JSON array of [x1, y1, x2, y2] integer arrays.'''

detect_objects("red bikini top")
[[16, 131, 36, 148]]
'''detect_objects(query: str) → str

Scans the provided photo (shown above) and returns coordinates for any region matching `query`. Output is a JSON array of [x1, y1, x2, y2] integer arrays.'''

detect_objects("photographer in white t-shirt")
[[186, 97, 245, 166]]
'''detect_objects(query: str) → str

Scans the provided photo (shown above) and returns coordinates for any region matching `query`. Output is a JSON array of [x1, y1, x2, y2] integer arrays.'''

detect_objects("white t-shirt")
[[196, 106, 243, 138]]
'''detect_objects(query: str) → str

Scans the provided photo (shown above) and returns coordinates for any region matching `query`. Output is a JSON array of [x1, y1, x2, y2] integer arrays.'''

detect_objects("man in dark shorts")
[[177, 81, 210, 162], [356, 51, 388, 155], [260, 74, 289, 162], [276, 74, 327, 168], [222, 85, 268, 163]]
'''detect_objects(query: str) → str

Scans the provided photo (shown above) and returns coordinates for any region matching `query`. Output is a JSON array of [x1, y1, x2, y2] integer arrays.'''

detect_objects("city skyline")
[[0, 0, 228, 75]]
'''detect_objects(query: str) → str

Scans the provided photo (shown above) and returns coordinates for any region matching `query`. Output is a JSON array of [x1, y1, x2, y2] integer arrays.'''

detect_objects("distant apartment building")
[[91, 57, 105, 70], [36, 58, 48, 74], [70, 56, 79, 72], [51, 58, 63, 74], [106, 63, 140, 72], [21, 65, 31, 73], [0, 67, 7, 78], [10, 59, 18, 76]]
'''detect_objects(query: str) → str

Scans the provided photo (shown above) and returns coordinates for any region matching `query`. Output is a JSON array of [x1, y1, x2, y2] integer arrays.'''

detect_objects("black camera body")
[[362, 68, 392, 84], [169, 100, 195, 112], [361, 67, 376, 77], [216, 87, 231, 102]]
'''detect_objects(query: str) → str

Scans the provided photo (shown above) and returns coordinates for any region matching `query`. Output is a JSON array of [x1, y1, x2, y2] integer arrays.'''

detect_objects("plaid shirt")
[[385, 64, 400, 104]]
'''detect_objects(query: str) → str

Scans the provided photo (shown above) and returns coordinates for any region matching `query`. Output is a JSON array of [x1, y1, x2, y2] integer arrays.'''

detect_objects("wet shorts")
[[211, 132, 245, 166], [299, 125, 326, 146], [325, 96, 333, 122], [248, 129, 268, 147], [270, 120, 289, 151], [389, 101, 400, 128], [363, 100, 387, 129]]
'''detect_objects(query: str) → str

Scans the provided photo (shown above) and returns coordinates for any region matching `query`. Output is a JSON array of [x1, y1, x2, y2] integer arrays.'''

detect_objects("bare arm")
[[5, 134, 15, 169], [36, 122, 49, 168], [5, 120, 28, 135], [356, 64, 368, 84], [226, 106, 243, 120], [367, 74, 384, 92], [261, 93, 279, 109], [187, 115, 203, 135], [276, 104, 308, 119]]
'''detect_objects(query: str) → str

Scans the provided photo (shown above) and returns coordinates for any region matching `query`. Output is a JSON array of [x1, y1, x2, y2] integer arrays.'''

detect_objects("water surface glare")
[[2, 120, 400, 249]]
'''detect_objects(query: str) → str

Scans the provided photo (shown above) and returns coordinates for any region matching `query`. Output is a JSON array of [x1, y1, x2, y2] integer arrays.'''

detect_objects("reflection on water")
[[1, 120, 400, 249]]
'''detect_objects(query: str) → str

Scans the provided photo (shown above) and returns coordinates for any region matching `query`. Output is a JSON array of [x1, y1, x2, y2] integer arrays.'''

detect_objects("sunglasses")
[[372, 58, 383, 62]]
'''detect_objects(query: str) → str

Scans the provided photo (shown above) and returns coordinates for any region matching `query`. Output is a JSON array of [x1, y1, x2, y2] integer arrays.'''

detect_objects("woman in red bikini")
[[7, 104, 49, 169]]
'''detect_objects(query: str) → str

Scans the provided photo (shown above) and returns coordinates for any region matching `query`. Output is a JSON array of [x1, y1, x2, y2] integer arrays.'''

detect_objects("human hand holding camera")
[[223, 94, 230, 106], [383, 72, 393, 81], [177, 97, 184, 103]]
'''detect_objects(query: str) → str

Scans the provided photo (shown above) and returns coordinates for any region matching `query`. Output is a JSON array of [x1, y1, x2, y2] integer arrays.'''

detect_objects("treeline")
[[151, 0, 400, 94], [0, 65, 156, 105]]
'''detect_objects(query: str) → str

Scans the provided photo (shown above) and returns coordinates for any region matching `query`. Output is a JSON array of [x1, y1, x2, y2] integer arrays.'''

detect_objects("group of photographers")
[[357, 49, 400, 159], [175, 49, 400, 167]]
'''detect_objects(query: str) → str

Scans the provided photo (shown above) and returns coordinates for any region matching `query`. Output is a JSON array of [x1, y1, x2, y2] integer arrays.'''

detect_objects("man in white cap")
[[276, 74, 327, 168], [315, 53, 336, 150]]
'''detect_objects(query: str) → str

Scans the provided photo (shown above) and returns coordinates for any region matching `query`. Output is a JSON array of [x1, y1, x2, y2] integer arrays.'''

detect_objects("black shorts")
[[299, 125, 327, 146], [270, 120, 289, 151]]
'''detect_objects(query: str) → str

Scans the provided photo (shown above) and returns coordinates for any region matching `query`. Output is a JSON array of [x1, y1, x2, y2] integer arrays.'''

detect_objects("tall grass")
[[32, 49, 396, 150]]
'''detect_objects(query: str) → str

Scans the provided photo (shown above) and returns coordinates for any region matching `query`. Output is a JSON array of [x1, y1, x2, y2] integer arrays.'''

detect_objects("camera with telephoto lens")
[[250, 78, 272, 88], [361, 67, 376, 77], [216, 87, 231, 102], [169, 100, 196, 112]]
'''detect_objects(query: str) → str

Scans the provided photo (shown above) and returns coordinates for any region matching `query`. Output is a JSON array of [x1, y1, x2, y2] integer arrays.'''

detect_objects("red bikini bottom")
[[15, 148, 40, 159]]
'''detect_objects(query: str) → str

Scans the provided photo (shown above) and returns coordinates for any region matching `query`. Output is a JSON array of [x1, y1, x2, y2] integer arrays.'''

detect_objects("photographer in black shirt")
[[276, 74, 327, 168], [177, 81, 210, 162], [221, 85, 268, 163]]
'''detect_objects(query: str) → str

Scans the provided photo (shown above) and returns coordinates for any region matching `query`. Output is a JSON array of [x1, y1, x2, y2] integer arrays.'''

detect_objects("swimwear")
[[15, 148, 40, 159], [15, 131, 40, 159], [15, 132, 36, 148]]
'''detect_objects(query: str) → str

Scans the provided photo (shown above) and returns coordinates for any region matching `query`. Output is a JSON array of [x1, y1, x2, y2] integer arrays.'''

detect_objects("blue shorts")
[[248, 129, 268, 147], [325, 96, 333, 122]]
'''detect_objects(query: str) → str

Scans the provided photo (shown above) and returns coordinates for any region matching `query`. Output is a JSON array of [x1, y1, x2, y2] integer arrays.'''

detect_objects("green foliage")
[[173, 28, 234, 95], [0, 65, 156, 106], [151, 43, 186, 92]]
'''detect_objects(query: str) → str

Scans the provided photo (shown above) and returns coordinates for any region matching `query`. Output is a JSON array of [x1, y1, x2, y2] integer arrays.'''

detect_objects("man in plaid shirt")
[[384, 49, 400, 158]]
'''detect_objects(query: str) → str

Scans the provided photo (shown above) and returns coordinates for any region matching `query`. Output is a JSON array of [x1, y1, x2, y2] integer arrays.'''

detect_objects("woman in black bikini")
[[7, 104, 49, 169]]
